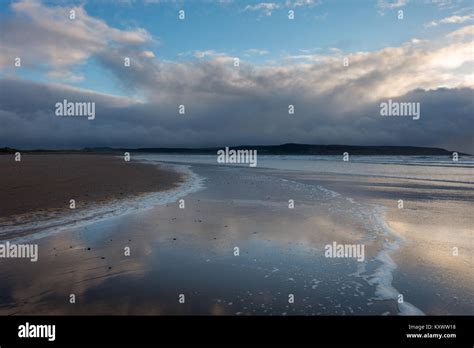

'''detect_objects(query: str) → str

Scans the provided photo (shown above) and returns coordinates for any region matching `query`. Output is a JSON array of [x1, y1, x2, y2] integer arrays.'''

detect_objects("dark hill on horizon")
[[90, 143, 467, 156], [1, 144, 469, 156]]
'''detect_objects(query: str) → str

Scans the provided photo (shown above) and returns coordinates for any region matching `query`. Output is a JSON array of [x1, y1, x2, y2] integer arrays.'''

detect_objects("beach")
[[0, 154, 185, 241], [0, 154, 472, 315], [0, 154, 183, 217]]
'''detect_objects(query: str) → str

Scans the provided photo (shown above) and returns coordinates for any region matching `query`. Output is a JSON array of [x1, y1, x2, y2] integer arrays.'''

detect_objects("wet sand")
[[273, 170, 474, 315], [0, 160, 472, 315], [0, 154, 183, 218]]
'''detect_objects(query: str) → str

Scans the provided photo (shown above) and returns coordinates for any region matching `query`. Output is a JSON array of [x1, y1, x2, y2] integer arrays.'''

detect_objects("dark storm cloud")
[[0, 78, 472, 153]]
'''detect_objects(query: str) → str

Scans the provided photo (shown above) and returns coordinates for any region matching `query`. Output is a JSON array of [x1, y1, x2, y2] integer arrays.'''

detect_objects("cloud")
[[1, 77, 473, 153], [244, 49, 270, 56], [47, 71, 85, 83], [243, 0, 321, 15], [410, 38, 428, 44], [428, 0, 456, 10], [440, 15, 474, 24], [426, 14, 474, 27], [244, 2, 280, 16], [377, 0, 408, 14], [0, 0, 152, 80], [141, 50, 156, 58], [285, 0, 321, 8], [378, 0, 408, 9], [447, 24, 474, 38], [194, 50, 228, 59]]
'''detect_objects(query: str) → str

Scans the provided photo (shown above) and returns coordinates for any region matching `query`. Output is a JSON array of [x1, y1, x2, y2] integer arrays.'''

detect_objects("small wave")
[[313, 182, 425, 315], [261, 172, 425, 315], [368, 207, 425, 315], [288, 177, 425, 315]]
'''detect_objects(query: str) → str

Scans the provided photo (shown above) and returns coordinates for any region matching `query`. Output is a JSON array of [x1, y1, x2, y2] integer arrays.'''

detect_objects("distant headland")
[[1, 144, 470, 156]]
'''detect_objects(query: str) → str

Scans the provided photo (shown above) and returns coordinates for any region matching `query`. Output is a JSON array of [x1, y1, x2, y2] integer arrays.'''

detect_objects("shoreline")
[[0, 154, 204, 241], [0, 154, 184, 218]]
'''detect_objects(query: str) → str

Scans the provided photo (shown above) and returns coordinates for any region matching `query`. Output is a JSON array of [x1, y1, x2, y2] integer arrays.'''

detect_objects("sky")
[[0, 0, 473, 152]]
